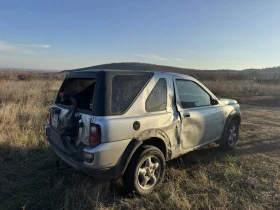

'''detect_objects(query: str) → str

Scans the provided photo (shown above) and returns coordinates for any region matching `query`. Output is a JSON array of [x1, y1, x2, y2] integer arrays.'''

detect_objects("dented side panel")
[[95, 113, 175, 143], [94, 72, 182, 159], [179, 106, 224, 150], [172, 75, 225, 152]]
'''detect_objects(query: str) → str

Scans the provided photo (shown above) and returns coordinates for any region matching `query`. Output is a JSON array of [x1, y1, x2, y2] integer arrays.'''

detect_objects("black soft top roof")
[[62, 69, 154, 116], [66, 69, 154, 78]]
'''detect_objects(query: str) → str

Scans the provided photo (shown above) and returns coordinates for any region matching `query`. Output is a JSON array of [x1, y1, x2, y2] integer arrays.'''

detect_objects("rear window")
[[111, 75, 151, 114], [57, 78, 95, 111]]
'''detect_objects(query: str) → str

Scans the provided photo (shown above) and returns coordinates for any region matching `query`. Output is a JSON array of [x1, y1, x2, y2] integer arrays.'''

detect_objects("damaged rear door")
[[49, 77, 97, 156]]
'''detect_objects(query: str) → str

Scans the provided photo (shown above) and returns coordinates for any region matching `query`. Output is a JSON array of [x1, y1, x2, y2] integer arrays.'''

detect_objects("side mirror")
[[211, 98, 219, 105]]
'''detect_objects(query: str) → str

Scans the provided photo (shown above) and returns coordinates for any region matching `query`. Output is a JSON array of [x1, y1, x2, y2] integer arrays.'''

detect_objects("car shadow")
[[1, 136, 279, 208], [167, 136, 280, 170]]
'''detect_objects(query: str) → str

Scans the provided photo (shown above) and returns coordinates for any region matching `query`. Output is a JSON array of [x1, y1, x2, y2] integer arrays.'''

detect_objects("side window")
[[176, 80, 211, 109], [145, 78, 167, 112], [111, 75, 151, 114]]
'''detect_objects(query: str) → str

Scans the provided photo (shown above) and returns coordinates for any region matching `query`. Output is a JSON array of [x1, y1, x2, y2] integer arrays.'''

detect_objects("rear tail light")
[[89, 123, 101, 147]]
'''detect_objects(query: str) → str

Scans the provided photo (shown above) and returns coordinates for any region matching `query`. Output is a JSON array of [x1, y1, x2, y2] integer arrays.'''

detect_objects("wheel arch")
[[218, 110, 241, 144], [142, 137, 167, 159], [232, 114, 241, 125], [224, 109, 241, 128], [118, 129, 171, 177], [136, 129, 171, 159]]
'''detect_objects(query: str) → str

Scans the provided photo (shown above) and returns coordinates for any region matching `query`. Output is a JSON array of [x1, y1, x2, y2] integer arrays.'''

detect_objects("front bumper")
[[45, 124, 123, 180]]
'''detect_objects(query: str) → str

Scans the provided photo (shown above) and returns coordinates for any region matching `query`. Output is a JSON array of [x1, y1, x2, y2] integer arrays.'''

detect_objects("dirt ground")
[[237, 96, 280, 107], [0, 100, 279, 210]]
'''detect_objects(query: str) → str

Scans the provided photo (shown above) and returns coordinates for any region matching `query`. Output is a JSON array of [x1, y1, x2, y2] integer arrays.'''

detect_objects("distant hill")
[[0, 67, 57, 72], [63, 62, 280, 80], [242, 66, 280, 78]]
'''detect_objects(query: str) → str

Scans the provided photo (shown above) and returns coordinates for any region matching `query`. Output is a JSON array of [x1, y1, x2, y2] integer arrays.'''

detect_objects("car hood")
[[218, 98, 238, 105]]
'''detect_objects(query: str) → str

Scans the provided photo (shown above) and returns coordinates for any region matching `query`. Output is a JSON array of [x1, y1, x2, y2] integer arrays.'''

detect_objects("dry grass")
[[0, 72, 279, 210], [0, 79, 60, 151], [202, 80, 280, 98]]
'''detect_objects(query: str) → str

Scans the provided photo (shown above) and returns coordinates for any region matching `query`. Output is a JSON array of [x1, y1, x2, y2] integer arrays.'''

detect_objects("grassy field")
[[0, 71, 279, 210]]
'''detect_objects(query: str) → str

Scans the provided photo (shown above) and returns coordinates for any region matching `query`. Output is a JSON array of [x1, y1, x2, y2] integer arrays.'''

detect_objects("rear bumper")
[[45, 124, 123, 180]]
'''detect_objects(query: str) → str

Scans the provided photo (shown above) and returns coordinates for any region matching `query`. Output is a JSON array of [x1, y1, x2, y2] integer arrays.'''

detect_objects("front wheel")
[[219, 120, 239, 150], [122, 145, 166, 196]]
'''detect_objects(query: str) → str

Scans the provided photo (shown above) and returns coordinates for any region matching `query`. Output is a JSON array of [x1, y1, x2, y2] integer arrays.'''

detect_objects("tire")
[[219, 120, 239, 150], [122, 145, 166, 196]]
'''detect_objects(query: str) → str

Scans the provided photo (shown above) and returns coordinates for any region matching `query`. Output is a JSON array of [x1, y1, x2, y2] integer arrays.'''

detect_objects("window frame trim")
[[173, 78, 217, 111]]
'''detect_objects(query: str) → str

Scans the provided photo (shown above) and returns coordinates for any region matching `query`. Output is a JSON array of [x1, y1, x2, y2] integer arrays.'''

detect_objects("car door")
[[174, 78, 224, 151]]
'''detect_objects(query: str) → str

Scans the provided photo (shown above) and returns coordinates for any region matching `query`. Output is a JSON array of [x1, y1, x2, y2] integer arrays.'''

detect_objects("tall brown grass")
[[202, 80, 280, 98], [0, 77, 61, 156]]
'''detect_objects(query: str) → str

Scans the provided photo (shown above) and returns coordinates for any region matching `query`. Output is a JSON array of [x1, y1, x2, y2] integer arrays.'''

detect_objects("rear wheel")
[[220, 120, 239, 150], [122, 145, 165, 195]]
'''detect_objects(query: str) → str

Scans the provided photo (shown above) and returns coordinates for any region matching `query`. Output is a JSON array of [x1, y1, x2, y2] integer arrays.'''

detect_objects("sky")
[[0, 0, 280, 70]]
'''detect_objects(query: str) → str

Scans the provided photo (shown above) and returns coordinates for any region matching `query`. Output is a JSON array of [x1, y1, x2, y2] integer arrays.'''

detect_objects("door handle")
[[183, 113, 190, 118]]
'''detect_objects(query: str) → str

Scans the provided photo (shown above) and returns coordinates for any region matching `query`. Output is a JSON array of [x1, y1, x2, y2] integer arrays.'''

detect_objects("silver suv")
[[46, 70, 241, 195]]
